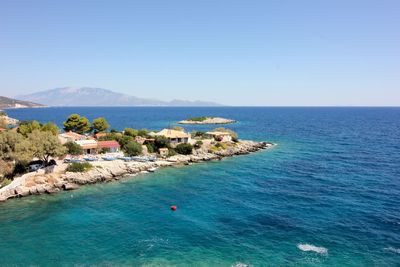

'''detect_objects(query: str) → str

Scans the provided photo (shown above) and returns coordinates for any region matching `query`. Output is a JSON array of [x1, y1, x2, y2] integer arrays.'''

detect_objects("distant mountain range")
[[0, 96, 45, 109], [17, 87, 221, 107]]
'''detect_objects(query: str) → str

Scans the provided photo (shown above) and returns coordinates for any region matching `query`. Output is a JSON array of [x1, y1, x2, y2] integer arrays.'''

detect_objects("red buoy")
[[170, 205, 177, 211]]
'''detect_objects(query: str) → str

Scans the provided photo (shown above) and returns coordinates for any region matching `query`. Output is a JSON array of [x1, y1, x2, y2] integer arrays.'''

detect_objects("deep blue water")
[[1, 107, 400, 266]]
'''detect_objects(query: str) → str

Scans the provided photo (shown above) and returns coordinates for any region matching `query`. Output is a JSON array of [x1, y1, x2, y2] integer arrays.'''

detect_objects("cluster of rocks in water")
[[0, 141, 274, 202]]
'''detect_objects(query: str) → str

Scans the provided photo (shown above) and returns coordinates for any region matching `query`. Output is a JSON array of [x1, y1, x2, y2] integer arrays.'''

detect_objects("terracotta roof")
[[60, 131, 84, 140], [95, 132, 107, 139], [155, 129, 190, 139], [97, 140, 120, 149]]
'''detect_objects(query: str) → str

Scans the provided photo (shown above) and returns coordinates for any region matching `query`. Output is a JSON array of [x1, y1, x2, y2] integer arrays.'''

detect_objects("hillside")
[[0, 96, 45, 109], [17, 87, 221, 107]]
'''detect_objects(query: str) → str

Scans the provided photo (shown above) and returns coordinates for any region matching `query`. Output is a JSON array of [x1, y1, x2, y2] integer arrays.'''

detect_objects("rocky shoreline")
[[0, 140, 275, 202]]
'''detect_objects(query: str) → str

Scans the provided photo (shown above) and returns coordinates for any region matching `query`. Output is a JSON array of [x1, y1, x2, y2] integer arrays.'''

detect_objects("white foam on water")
[[231, 263, 249, 267], [298, 243, 328, 254], [385, 247, 400, 254]]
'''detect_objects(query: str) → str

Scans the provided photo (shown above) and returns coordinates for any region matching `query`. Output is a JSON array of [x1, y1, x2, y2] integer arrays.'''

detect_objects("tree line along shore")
[[0, 112, 274, 202]]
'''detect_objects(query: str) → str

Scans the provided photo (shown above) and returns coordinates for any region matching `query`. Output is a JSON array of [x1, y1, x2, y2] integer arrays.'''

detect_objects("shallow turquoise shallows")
[[1, 107, 400, 266]]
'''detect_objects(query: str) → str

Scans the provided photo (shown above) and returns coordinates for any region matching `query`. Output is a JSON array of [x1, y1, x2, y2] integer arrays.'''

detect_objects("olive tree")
[[27, 130, 67, 164], [0, 131, 33, 162]]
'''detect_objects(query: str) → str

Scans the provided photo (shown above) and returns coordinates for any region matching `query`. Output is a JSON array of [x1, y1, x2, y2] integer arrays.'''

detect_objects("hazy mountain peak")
[[17, 87, 221, 107]]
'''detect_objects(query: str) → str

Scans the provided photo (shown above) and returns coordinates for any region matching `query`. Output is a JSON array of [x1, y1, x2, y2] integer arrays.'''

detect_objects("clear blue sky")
[[0, 0, 399, 106]]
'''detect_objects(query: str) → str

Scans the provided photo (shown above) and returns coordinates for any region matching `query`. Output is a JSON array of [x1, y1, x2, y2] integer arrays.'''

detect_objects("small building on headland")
[[159, 148, 169, 157], [206, 131, 232, 142], [97, 140, 120, 153], [154, 129, 191, 145], [75, 140, 98, 155]]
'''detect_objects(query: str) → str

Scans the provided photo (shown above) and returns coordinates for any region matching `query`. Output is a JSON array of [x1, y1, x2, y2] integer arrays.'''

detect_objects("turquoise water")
[[1, 107, 400, 266]]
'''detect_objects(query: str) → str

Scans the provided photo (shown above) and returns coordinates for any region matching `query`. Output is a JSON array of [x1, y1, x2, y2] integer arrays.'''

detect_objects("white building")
[[154, 129, 191, 145]]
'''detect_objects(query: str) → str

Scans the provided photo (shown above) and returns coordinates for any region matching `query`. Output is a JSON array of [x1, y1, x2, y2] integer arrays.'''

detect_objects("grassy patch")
[[187, 117, 213, 122], [0, 178, 12, 188], [66, 162, 93, 172]]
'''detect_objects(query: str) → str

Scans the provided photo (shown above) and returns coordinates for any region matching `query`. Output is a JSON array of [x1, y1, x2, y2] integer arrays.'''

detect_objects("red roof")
[[97, 140, 120, 149]]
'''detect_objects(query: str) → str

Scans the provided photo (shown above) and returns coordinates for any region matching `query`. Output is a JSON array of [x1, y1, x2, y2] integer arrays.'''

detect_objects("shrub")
[[210, 142, 228, 152], [0, 178, 12, 188], [194, 140, 203, 149], [154, 136, 171, 150], [215, 142, 227, 149], [100, 148, 110, 154], [98, 132, 121, 141], [168, 149, 177, 157], [192, 131, 206, 139], [137, 129, 149, 137], [64, 141, 83, 155], [146, 143, 156, 153], [124, 141, 143, 156], [66, 162, 92, 172], [124, 128, 138, 137], [117, 135, 134, 148], [175, 143, 193, 155]]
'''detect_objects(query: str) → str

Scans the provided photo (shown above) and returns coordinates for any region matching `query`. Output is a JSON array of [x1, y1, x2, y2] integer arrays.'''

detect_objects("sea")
[[1, 107, 399, 266]]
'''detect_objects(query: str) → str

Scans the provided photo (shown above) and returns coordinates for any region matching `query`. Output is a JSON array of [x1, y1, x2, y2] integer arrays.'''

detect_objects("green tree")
[[17, 120, 42, 137], [123, 141, 143, 156], [175, 143, 193, 155], [27, 130, 67, 164], [0, 131, 33, 162], [92, 117, 110, 133], [124, 128, 138, 137], [64, 141, 83, 155], [41, 122, 59, 135], [63, 114, 91, 134]]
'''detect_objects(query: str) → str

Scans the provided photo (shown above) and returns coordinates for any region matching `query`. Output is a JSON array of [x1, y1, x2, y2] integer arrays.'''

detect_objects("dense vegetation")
[[0, 126, 66, 181], [0, 112, 239, 185]]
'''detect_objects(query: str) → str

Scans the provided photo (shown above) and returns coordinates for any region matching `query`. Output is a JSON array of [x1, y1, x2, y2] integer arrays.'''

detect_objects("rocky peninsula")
[[178, 117, 236, 124], [0, 140, 275, 202]]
